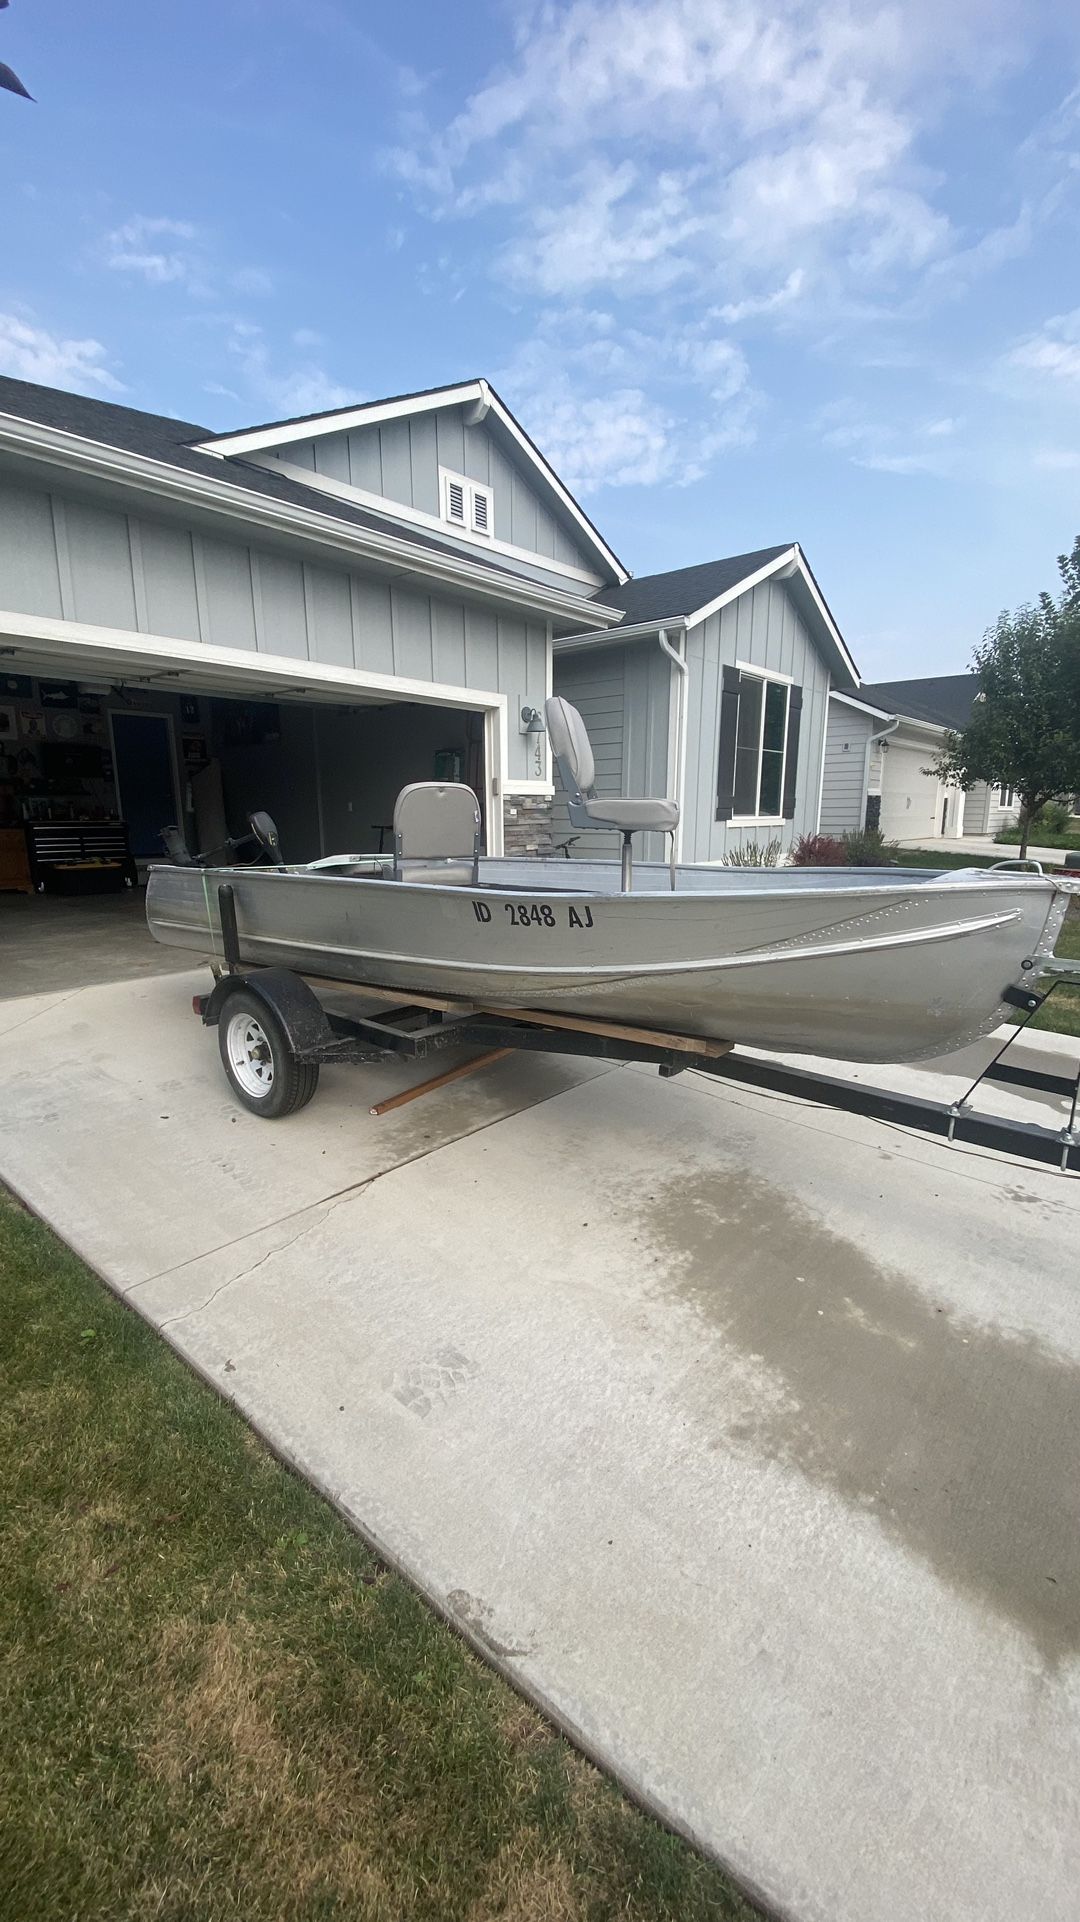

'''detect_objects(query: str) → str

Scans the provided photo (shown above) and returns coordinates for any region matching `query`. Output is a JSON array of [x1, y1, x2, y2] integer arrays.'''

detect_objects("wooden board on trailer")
[[301, 974, 732, 1059]]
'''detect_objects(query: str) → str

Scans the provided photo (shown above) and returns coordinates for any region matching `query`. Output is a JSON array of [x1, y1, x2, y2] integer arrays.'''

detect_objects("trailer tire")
[[218, 988, 320, 1118]]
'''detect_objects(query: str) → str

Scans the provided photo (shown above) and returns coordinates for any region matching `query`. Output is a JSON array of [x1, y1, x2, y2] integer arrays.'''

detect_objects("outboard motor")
[[158, 811, 284, 867]]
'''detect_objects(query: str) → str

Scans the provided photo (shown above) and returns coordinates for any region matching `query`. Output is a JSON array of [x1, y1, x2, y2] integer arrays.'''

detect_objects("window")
[[997, 784, 1015, 808], [440, 467, 493, 538], [717, 666, 802, 823]]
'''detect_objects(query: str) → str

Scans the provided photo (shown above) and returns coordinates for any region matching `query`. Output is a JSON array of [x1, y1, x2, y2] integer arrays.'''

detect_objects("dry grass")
[[0, 1188, 757, 1922]]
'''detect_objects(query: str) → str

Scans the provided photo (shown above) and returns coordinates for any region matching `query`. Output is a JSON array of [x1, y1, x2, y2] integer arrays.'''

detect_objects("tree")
[[934, 535, 1080, 857]]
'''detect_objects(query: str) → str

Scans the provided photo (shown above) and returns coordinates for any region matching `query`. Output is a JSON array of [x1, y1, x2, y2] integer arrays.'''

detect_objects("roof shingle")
[[592, 545, 793, 625], [857, 673, 979, 731]]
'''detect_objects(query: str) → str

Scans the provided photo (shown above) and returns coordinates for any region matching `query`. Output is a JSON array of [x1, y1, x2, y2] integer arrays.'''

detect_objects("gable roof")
[[563, 541, 859, 689], [196, 377, 628, 585], [0, 376, 623, 630], [592, 545, 793, 625], [858, 673, 979, 732]]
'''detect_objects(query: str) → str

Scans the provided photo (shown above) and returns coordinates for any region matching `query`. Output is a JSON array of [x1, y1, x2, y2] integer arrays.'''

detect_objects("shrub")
[[1035, 799, 1073, 835], [791, 833, 848, 866], [718, 837, 783, 867], [840, 825, 900, 867]]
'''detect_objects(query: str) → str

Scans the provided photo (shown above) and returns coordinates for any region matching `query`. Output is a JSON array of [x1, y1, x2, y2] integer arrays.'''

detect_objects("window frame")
[[728, 661, 794, 826]]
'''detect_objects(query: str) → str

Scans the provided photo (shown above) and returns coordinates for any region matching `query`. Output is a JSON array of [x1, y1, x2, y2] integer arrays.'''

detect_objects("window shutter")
[[446, 478, 465, 524], [715, 665, 741, 820], [782, 684, 803, 819], [472, 487, 490, 534]]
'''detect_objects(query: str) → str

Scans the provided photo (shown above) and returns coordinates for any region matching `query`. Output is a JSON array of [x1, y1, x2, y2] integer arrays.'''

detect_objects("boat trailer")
[[196, 883, 1080, 1174]]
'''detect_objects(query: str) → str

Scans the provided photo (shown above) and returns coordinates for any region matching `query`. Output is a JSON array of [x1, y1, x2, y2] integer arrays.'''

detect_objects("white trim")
[[194, 378, 629, 585], [730, 663, 791, 822], [830, 690, 895, 723], [437, 463, 495, 547], [688, 545, 859, 689], [263, 458, 606, 588], [201, 384, 484, 457], [688, 549, 800, 627], [734, 657, 794, 686], [0, 413, 625, 633]]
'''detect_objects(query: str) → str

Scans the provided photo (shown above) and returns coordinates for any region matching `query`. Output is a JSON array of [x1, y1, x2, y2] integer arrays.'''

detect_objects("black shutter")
[[782, 684, 803, 819], [715, 665, 741, 820]]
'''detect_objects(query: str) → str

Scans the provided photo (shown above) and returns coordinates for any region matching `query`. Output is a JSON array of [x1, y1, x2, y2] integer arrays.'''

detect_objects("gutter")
[[554, 615, 688, 651], [0, 413, 625, 633]]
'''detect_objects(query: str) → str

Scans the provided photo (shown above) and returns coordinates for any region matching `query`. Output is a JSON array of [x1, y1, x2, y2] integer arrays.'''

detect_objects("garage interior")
[[1, 662, 487, 905]]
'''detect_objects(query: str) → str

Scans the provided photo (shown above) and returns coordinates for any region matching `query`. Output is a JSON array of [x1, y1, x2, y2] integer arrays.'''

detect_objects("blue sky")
[[2, 0, 1079, 677]]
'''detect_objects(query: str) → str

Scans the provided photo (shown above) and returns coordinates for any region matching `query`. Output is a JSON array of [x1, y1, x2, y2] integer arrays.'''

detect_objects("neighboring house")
[[0, 376, 626, 868], [820, 673, 1022, 842], [0, 374, 859, 895], [818, 692, 897, 836], [553, 545, 859, 863]]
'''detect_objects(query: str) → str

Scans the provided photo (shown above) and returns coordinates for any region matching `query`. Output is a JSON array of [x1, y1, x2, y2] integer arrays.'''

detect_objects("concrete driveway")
[[3, 937, 1080, 1922]]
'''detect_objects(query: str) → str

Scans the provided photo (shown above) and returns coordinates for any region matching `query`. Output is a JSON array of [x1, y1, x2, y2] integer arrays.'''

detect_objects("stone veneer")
[[502, 793, 555, 857]]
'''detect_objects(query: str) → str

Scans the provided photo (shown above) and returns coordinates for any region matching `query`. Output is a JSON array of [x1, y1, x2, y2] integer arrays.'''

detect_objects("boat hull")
[[145, 857, 1071, 1064]]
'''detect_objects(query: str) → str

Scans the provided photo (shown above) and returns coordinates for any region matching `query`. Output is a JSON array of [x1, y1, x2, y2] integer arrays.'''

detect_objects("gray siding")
[[551, 640, 672, 862], [261, 406, 600, 584], [819, 700, 874, 834], [682, 579, 830, 862], [0, 479, 548, 784]]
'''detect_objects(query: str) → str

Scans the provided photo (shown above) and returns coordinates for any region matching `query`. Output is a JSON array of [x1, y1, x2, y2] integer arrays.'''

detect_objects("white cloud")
[[1009, 308, 1080, 384], [105, 215, 201, 288], [0, 312, 124, 393], [225, 323, 355, 419], [714, 269, 805, 323], [1033, 447, 1080, 470], [103, 215, 271, 304], [384, 0, 996, 311], [498, 317, 755, 492]]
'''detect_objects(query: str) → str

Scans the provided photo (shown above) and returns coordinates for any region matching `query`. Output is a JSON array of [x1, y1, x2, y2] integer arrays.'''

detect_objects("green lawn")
[[0, 1189, 754, 1922]]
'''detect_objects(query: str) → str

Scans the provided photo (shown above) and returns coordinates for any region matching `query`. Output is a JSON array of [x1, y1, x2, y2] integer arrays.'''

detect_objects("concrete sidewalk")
[[899, 833, 1075, 867], [4, 969, 1080, 1922]]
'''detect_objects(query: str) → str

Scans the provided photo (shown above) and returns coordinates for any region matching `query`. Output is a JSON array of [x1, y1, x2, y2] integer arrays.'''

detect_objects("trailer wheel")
[[218, 988, 319, 1118]]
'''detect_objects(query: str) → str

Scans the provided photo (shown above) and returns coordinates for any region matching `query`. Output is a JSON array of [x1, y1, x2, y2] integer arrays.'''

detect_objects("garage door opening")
[[1, 668, 491, 899]]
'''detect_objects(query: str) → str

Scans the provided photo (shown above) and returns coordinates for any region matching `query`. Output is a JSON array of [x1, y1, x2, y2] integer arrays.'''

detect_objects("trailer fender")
[[198, 969, 334, 1059]]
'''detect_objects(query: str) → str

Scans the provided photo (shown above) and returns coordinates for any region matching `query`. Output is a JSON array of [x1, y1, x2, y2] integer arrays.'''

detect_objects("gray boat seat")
[[545, 694, 679, 891], [393, 781, 481, 886]]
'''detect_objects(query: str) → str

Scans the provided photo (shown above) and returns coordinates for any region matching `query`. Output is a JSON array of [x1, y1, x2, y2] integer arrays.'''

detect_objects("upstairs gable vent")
[[440, 466, 493, 540]]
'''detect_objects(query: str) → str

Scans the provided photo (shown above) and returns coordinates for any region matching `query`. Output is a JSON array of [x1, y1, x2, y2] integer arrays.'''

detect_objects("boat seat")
[[393, 781, 481, 886], [545, 694, 679, 892]]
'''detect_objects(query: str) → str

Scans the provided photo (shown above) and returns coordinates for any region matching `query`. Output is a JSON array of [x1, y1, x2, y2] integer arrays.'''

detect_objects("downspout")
[[658, 626, 688, 860], [865, 712, 899, 831]]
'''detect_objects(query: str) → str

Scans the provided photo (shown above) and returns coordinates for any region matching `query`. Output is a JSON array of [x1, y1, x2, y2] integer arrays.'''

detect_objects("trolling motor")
[[160, 810, 284, 868]]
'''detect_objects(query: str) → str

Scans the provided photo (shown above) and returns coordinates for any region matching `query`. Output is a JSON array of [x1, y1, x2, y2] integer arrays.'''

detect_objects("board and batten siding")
[[682, 579, 830, 862], [258, 406, 600, 588], [819, 700, 875, 834], [0, 479, 548, 784], [550, 639, 672, 863]]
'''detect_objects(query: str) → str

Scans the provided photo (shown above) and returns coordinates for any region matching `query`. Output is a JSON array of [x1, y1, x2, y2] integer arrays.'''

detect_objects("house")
[[820, 674, 1020, 843], [552, 545, 858, 863], [0, 376, 631, 878], [0, 373, 858, 904]]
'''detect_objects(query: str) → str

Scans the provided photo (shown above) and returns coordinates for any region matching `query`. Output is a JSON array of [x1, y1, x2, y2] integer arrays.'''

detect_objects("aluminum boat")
[[146, 849, 1074, 1066]]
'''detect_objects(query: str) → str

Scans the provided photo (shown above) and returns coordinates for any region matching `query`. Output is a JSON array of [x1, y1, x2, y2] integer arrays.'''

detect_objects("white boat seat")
[[545, 694, 679, 892], [393, 781, 481, 886]]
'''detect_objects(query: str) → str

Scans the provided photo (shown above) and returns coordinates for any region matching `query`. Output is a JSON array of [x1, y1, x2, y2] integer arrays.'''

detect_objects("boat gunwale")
[[145, 861, 1070, 908]]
